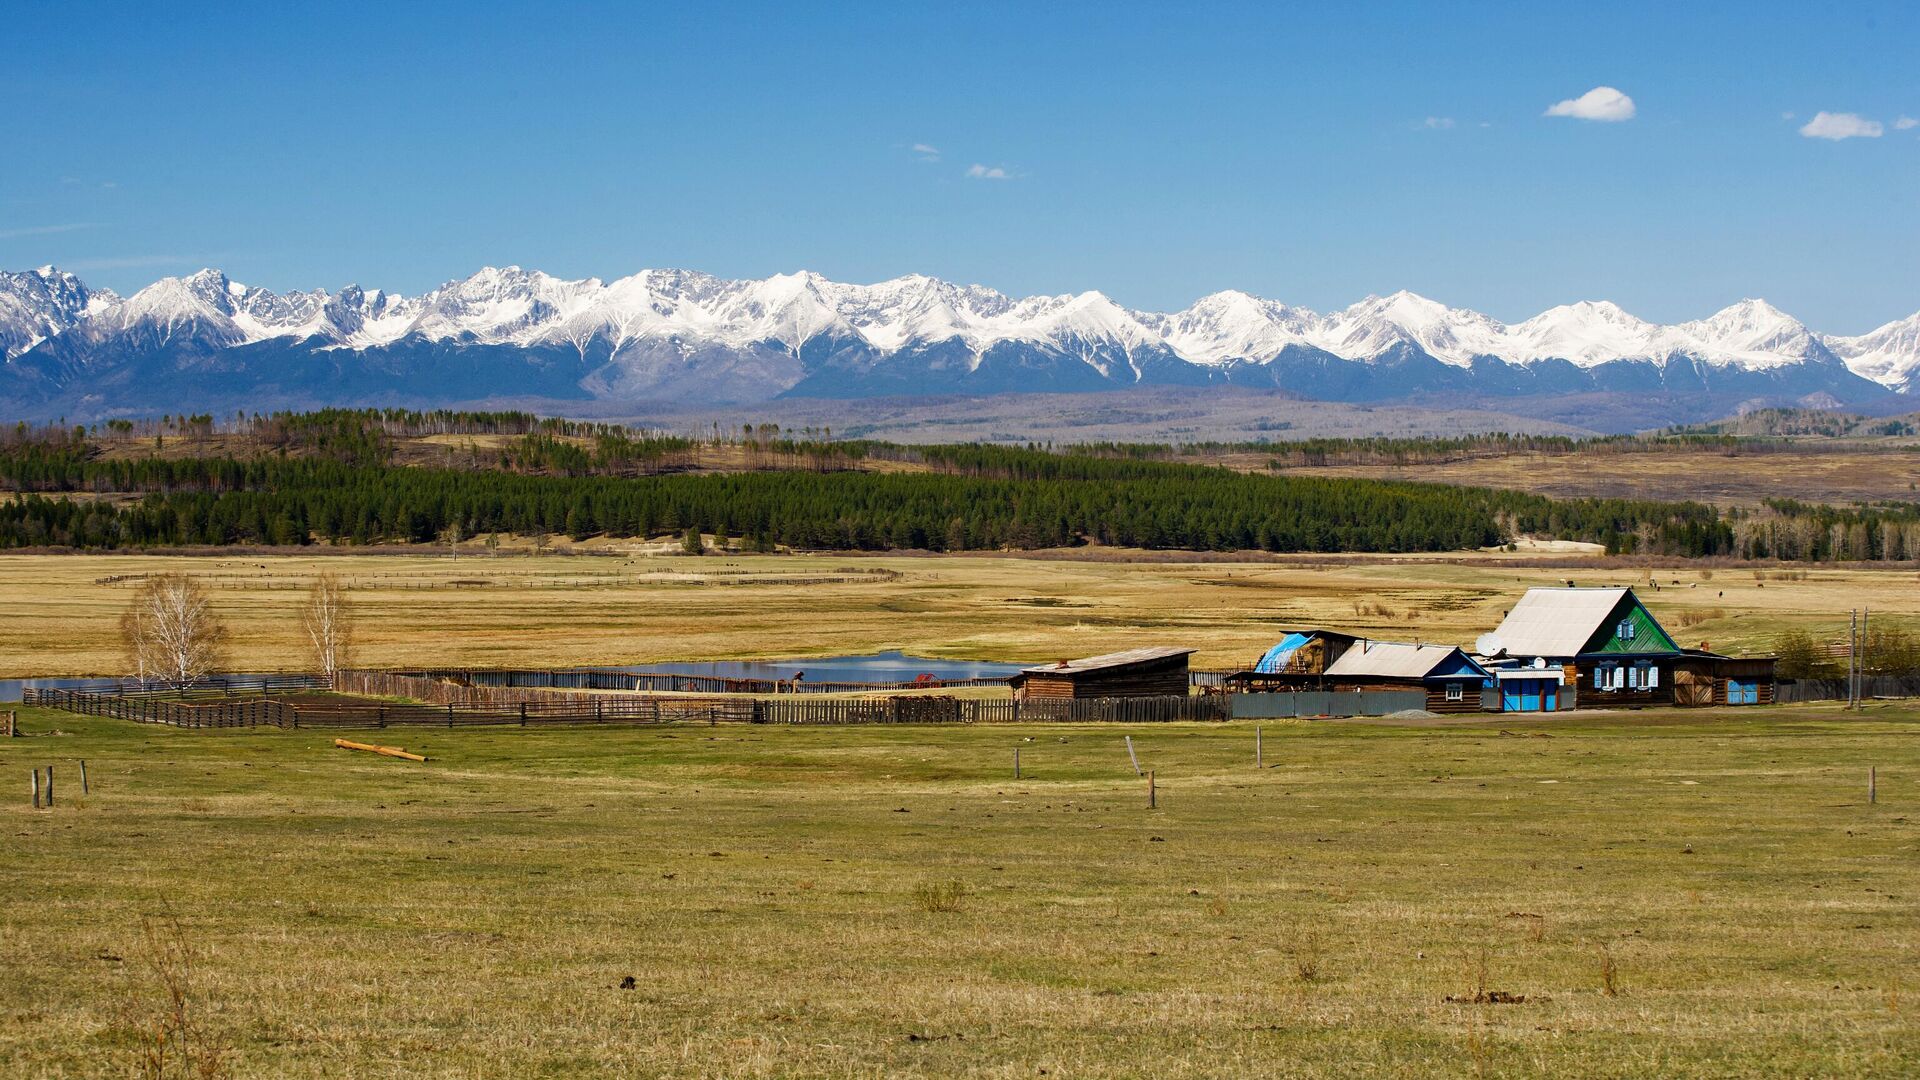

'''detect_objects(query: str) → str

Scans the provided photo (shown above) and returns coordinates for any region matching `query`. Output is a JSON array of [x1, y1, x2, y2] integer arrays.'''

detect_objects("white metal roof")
[[1019, 647, 1193, 676], [1476, 587, 1630, 659], [1323, 640, 1474, 680]]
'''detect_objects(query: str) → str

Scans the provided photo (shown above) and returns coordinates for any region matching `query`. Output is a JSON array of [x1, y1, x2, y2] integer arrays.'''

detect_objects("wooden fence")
[[25, 687, 749, 728], [1775, 675, 1920, 703], [367, 667, 1011, 696], [27, 686, 1225, 728]]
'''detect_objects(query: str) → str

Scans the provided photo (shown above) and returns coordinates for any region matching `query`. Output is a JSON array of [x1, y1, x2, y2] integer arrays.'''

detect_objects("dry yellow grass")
[[1256, 448, 1920, 507], [0, 551, 1910, 677], [3, 705, 1917, 1077]]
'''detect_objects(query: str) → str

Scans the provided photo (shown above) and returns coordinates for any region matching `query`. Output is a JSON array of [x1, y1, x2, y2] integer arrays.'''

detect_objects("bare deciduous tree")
[[121, 574, 227, 689], [301, 572, 353, 680]]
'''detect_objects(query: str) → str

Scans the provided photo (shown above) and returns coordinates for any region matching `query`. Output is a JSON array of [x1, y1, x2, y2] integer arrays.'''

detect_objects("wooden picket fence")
[[25, 686, 748, 729], [27, 685, 1225, 728], [357, 667, 1010, 697]]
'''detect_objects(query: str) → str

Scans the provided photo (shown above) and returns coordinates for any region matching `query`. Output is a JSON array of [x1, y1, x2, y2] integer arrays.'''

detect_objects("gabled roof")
[[1324, 640, 1488, 680], [1019, 647, 1193, 676], [1476, 587, 1668, 658]]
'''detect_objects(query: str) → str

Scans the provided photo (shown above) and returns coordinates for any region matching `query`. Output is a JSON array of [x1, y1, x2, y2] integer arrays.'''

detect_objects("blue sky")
[[2, 1, 1916, 331]]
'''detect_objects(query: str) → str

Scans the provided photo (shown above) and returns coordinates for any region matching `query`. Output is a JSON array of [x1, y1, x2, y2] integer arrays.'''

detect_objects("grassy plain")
[[3, 704, 1917, 1077], [0, 551, 1912, 678], [1256, 447, 1920, 507]]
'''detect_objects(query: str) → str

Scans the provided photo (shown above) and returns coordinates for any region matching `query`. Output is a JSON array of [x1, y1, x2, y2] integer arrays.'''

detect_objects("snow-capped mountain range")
[[2, 264, 1916, 425]]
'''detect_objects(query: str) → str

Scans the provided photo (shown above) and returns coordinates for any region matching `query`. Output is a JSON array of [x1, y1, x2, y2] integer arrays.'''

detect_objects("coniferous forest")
[[0, 410, 1915, 560]]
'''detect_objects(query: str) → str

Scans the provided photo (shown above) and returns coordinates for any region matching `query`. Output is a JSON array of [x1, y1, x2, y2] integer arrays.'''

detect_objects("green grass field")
[[5, 704, 1917, 1077]]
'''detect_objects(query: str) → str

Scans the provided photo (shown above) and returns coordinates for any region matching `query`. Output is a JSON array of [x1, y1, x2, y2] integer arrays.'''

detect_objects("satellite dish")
[[1475, 633, 1502, 656]]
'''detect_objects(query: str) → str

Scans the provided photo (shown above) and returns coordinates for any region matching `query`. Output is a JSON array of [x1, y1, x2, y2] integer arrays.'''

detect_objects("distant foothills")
[[3, 265, 1918, 428]]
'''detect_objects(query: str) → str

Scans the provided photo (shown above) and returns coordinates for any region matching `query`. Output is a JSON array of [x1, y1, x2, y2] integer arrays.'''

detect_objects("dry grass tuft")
[[912, 879, 969, 914]]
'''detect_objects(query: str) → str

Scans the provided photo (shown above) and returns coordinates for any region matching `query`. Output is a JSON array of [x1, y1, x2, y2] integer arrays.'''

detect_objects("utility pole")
[[1848, 609, 1858, 709], [1862, 606, 1870, 703]]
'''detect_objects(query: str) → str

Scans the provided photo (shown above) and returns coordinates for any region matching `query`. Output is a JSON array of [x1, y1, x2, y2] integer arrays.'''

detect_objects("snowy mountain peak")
[[0, 266, 115, 358], [2, 265, 1915, 396], [1829, 311, 1920, 392]]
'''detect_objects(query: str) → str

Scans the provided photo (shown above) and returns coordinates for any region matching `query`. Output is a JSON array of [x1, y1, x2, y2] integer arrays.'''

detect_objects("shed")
[[1224, 630, 1361, 692], [1670, 649, 1776, 707], [1011, 647, 1194, 700]]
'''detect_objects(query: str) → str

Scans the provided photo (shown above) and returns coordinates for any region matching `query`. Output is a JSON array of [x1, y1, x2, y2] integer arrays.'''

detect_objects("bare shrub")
[[1773, 628, 1838, 680], [912, 879, 968, 913], [121, 574, 227, 688], [118, 911, 232, 1079], [1292, 936, 1322, 983], [300, 572, 354, 679], [1671, 608, 1726, 629]]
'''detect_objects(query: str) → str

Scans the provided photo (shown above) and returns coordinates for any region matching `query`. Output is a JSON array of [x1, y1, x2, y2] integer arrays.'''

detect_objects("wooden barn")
[[1221, 630, 1361, 691], [1223, 633, 1490, 713], [1320, 640, 1492, 713], [1011, 647, 1193, 700]]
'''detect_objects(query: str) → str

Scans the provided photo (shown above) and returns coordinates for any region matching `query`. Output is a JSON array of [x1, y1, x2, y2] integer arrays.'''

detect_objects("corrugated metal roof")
[[1019, 647, 1193, 676], [1476, 587, 1629, 658], [1324, 641, 1476, 679]]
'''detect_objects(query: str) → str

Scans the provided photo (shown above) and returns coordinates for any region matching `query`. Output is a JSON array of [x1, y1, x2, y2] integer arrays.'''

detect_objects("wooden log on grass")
[[334, 738, 428, 762]]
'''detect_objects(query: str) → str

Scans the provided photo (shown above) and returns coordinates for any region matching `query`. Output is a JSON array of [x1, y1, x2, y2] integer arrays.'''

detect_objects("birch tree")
[[120, 574, 227, 689], [301, 572, 353, 680]]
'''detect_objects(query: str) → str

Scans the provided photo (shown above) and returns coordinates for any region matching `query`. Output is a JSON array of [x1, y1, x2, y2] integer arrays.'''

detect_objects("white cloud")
[[911, 142, 941, 161], [61, 255, 193, 271], [1798, 111, 1883, 140], [1544, 86, 1637, 122], [1896, 116, 1918, 131], [965, 164, 1011, 180], [0, 222, 101, 240], [1780, 111, 1796, 121], [1423, 116, 1455, 130]]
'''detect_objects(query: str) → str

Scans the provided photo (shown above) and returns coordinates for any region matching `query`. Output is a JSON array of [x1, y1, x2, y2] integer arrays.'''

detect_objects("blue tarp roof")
[[1255, 632, 1313, 673]]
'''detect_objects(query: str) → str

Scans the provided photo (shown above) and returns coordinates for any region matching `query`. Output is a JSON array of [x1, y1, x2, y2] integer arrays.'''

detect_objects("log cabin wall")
[[1573, 658, 1676, 708], [1018, 656, 1192, 699]]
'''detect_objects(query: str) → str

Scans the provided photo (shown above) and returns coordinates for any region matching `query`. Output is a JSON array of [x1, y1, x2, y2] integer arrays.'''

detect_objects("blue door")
[[1728, 679, 1757, 705], [1503, 679, 1549, 712]]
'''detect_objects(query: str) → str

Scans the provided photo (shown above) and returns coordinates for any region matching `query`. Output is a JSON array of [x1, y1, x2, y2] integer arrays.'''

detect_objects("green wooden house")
[[1475, 586, 1684, 708]]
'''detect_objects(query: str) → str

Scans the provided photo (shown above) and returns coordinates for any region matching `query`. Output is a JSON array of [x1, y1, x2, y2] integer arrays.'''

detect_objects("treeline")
[[0, 411, 1915, 560], [0, 436, 1766, 557], [0, 452, 1506, 552]]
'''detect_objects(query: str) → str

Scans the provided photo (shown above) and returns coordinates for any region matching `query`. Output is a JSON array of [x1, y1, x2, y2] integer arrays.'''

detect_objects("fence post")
[[1125, 735, 1142, 776], [79, 759, 88, 795], [1256, 725, 1262, 769], [520, 702, 527, 727], [44, 765, 53, 807], [31, 768, 40, 809], [1014, 746, 1021, 779], [1148, 769, 1156, 809], [1869, 765, 1877, 805]]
